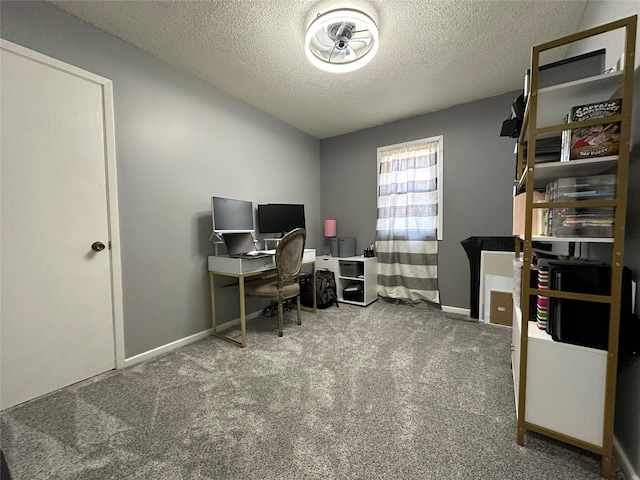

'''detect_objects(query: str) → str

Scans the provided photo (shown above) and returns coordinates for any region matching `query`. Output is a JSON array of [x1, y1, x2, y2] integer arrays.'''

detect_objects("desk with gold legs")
[[208, 249, 316, 348]]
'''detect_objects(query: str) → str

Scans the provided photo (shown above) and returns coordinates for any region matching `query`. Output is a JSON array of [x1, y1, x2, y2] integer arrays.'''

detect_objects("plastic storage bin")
[[338, 237, 356, 257], [551, 174, 616, 202], [340, 260, 364, 278], [552, 207, 614, 237]]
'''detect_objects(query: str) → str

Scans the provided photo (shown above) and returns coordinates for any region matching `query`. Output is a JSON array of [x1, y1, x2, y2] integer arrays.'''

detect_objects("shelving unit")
[[513, 16, 636, 479], [316, 255, 378, 306]]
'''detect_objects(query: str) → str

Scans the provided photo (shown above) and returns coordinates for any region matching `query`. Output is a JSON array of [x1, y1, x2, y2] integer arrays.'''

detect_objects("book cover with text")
[[570, 99, 621, 159]]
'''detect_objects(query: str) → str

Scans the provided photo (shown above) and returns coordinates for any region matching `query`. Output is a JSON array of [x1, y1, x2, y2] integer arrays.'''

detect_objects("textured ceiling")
[[50, 0, 589, 139]]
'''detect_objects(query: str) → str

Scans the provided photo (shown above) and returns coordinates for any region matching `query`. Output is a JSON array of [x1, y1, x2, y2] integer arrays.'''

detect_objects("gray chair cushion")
[[245, 279, 300, 299]]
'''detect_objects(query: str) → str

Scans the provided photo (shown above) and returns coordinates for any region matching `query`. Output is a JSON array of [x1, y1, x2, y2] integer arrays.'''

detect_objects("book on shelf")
[[521, 136, 562, 163], [560, 114, 570, 162], [569, 98, 621, 160]]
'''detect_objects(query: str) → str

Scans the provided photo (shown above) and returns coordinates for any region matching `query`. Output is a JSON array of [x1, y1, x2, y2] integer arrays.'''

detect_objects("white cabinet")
[[512, 304, 607, 447], [316, 255, 377, 306]]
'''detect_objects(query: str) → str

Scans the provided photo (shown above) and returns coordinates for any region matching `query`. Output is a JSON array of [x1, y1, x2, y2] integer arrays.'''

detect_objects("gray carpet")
[[0, 300, 625, 479]]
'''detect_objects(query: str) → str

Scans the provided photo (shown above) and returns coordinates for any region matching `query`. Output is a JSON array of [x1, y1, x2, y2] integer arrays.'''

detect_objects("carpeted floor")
[[0, 300, 625, 479]]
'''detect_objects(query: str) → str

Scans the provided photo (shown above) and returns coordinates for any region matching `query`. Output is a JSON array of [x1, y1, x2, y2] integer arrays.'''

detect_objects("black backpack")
[[301, 270, 338, 309]]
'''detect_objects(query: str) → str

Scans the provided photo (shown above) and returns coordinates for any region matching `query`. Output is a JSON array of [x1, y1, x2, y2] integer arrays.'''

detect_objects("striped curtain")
[[376, 139, 441, 304]]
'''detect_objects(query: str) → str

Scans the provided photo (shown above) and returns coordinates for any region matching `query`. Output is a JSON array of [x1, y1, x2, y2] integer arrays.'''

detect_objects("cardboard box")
[[490, 290, 513, 326], [513, 191, 546, 236]]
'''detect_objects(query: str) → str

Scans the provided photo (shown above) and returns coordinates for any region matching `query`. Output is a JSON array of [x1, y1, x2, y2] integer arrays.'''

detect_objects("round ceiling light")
[[305, 9, 379, 73]]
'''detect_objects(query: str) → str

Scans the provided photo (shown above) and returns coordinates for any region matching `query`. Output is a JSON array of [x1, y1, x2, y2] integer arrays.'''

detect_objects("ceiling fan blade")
[[315, 26, 335, 48], [343, 46, 356, 61], [349, 37, 372, 45], [316, 45, 337, 61]]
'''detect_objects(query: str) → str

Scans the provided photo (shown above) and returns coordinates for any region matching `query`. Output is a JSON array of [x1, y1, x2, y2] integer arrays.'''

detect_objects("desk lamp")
[[324, 218, 337, 256]]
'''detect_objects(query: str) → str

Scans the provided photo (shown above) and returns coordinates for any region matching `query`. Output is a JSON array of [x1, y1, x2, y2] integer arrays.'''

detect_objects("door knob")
[[91, 241, 106, 252]]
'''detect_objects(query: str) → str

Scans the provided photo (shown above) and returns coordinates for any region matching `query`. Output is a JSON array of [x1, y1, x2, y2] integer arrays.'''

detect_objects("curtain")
[[376, 140, 440, 304]]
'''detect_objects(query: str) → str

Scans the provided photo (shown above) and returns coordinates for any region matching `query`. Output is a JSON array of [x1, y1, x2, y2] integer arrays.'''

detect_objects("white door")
[[1, 41, 122, 409]]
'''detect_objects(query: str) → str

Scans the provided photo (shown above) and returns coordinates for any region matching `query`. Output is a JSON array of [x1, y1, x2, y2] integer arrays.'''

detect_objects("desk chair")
[[245, 228, 306, 337]]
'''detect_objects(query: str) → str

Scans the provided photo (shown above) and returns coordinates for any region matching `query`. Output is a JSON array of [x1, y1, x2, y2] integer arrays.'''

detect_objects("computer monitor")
[[257, 203, 305, 236], [211, 196, 254, 234]]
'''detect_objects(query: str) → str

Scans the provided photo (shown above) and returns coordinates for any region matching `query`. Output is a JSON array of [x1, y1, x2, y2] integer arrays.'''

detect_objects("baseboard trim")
[[123, 311, 263, 367], [123, 329, 212, 367], [441, 305, 471, 316], [614, 435, 640, 480]]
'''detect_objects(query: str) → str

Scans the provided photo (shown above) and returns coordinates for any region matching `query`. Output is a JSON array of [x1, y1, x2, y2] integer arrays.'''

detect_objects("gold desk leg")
[[300, 260, 317, 314], [239, 276, 247, 347], [210, 271, 247, 348], [312, 261, 317, 313], [209, 272, 217, 333]]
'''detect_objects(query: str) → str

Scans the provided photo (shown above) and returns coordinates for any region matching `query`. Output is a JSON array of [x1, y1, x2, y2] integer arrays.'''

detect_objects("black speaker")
[[511, 93, 526, 118], [500, 118, 522, 138], [500, 92, 525, 138]]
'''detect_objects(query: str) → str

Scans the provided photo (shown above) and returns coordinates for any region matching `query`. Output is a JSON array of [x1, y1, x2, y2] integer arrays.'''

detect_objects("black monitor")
[[257, 203, 305, 236], [211, 196, 254, 234]]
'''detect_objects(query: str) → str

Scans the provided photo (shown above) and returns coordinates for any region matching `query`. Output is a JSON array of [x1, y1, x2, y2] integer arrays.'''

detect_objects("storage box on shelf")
[[512, 15, 635, 480], [339, 259, 363, 278], [513, 171, 618, 240], [545, 173, 616, 238], [551, 207, 614, 238], [513, 191, 546, 236], [552, 174, 616, 201], [343, 283, 364, 302]]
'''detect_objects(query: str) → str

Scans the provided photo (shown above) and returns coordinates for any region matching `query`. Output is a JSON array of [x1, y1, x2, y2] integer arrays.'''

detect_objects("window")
[[376, 136, 443, 241]]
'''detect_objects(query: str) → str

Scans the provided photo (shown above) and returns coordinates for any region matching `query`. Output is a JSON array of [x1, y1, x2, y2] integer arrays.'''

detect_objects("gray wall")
[[600, 68, 640, 477], [588, 67, 640, 477], [616, 87, 640, 479], [573, 3, 640, 474], [589, 67, 640, 480], [1, 1, 322, 358], [320, 93, 518, 308]]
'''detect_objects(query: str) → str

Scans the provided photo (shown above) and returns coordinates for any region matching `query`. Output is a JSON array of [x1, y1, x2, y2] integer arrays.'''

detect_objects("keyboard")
[[230, 251, 272, 259]]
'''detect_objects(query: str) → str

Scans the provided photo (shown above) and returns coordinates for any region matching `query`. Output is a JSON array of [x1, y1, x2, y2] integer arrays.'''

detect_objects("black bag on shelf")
[[301, 270, 338, 309]]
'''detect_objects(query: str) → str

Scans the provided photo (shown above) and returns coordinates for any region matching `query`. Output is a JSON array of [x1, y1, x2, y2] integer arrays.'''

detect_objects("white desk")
[[208, 249, 316, 347]]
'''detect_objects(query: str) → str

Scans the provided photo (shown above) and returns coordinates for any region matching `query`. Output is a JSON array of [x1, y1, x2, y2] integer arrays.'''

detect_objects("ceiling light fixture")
[[305, 9, 379, 73]]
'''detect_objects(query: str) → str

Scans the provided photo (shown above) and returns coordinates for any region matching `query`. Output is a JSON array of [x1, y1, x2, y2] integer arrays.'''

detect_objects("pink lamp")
[[324, 219, 337, 238]]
